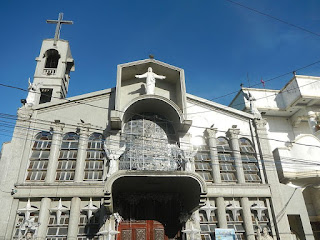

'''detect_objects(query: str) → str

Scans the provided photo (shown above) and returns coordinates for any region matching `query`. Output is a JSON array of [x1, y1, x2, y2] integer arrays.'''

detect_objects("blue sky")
[[1, 0, 320, 146]]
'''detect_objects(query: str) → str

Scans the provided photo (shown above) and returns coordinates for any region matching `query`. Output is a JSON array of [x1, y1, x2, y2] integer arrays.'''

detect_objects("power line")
[[224, 0, 320, 38], [1, 104, 320, 152], [1, 57, 320, 121], [1, 120, 320, 171]]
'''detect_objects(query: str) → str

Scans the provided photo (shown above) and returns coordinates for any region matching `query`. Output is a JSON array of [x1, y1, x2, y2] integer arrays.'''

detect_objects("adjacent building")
[[230, 75, 320, 239]]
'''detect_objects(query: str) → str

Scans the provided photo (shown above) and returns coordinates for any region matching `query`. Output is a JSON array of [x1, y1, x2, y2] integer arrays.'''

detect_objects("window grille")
[[199, 201, 218, 240], [250, 199, 271, 235], [56, 132, 79, 181], [239, 138, 261, 183], [85, 133, 105, 181], [217, 137, 236, 183], [121, 114, 181, 171], [13, 210, 39, 239], [226, 200, 245, 240], [26, 132, 52, 181]]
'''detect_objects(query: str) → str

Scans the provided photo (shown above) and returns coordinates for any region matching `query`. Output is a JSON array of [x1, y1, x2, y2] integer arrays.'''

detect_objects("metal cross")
[[82, 198, 98, 219], [17, 199, 39, 221], [182, 224, 201, 240], [50, 198, 69, 224], [251, 202, 267, 221], [46, 13, 73, 45], [226, 200, 242, 221], [98, 219, 120, 240], [200, 199, 217, 221]]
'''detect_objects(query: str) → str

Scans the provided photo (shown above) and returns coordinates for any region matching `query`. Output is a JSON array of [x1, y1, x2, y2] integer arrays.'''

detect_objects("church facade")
[[0, 16, 315, 240]]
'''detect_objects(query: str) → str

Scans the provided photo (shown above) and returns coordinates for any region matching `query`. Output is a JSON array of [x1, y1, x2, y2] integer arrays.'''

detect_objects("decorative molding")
[[226, 128, 240, 139]]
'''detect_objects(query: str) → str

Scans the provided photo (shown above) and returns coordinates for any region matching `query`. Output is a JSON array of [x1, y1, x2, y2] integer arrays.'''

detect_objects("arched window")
[[56, 132, 79, 181], [239, 138, 261, 183], [193, 136, 213, 182], [26, 131, 52, 181], [217, 137, 236, 182], [45, 49, 60, 69], [85, 133, 105, 181], [121, 113, 180, 171]]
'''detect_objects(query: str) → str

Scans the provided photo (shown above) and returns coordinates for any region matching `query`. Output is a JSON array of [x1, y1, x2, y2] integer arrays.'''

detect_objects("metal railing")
[[119, 145, 186, 171]]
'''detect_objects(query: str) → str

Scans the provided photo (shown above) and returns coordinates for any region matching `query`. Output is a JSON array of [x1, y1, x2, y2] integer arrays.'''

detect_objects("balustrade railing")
[[43, 68, 57, 75]]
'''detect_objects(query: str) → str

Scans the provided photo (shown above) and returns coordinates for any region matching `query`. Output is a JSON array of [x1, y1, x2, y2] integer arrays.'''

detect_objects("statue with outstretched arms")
[[135, 67, 166, 95]]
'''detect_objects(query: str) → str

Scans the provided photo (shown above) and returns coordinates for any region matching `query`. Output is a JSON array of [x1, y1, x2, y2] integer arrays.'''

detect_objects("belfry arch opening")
[[44, 49, 60, 68]]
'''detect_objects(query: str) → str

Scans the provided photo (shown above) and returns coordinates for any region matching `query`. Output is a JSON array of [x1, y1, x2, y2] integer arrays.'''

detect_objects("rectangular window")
[[47, 214, 69, 239], [39, 88, 53, 104], [77, 214, 99, 239], [194, 146, 213, 182]]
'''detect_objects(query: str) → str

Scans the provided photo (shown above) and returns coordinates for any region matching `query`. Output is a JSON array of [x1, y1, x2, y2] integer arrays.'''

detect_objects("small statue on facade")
[[26, 78, 40, 106], [257, 227, 273, 240], [104, 143, 126, 177], [135, 67, 166, 95], [247, 92, 262, 119]]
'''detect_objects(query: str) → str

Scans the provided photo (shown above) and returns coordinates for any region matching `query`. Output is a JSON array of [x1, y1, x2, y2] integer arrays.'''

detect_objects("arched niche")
[[122, 95, 184, 134]]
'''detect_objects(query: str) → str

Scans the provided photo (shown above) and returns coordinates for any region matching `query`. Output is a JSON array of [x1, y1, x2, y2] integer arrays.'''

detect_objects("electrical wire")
[[224, 0, 320, 38]]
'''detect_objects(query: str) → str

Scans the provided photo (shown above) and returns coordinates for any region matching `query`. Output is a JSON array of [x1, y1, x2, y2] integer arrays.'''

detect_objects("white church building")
[[0, 14, 316, 240]]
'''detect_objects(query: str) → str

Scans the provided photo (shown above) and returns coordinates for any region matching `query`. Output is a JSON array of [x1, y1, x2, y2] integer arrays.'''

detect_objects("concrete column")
[[37, 198, 51, 240], [74, 123, 91, 182], [46, 122, 64, 183], [216, 197, 227, 228], [240, 197, 255, 240], [67, 197, 81, 239], [226, 128, 245, 184], [253, 119, 292, 240], [206, 128, 221, 183]]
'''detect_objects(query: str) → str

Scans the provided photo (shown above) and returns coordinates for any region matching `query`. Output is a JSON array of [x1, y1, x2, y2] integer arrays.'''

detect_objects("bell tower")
[[32, 13, 74, 105]]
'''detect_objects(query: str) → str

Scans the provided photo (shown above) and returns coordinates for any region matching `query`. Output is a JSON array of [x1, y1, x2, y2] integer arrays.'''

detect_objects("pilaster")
[[253, 118, 292, 240], [206, 128, 221, 183], [74, 123, 91, 182], [67, 197, 81, 239], [46, 121, 64, 183], [216, 197, 227, 228], [37, 198, 51, 239], [226, 128, 245, 184], [240, 197, 255, 240]]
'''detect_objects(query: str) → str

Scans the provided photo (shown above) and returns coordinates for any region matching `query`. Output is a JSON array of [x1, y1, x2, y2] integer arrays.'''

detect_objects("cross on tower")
[[46, 13, 73, 46]]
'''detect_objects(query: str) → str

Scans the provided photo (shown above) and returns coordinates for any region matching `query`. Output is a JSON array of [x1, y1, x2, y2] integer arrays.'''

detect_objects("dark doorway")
[[117, 220, 178, 240], [288, 215, 305, 240]]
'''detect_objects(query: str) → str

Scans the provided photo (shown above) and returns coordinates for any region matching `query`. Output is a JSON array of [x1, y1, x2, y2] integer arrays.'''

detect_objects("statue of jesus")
[[135, 67, 166, 95]]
